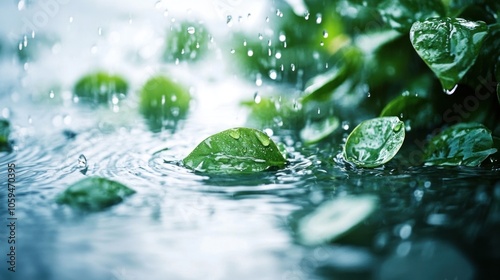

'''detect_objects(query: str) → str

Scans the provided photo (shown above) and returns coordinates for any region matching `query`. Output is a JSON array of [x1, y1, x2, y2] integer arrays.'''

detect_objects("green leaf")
[[139, 76, 191, 132], [300, 116, 340, 145], [56, 177, 135, 211], [380, 93, 436, 130], [297, 195, 378, 246], [343, 117, 405, 168], [0, 119, 10, 151], [377, 0, 446, 32], [182, 127, 287, 174], [410, 17, 488, 90], [423, 122, 497, 166], [241, 96, 304, 130], [74, 71, 128, 104], [164, 21, 210, 62]]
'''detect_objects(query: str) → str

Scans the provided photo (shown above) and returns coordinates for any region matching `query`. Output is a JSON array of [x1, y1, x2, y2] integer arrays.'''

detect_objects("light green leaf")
[[241, 96, 304, 130], [344, 117, 405, 168], [410, 18, 488, 90], [0, 119, 10, 151], [74, 71, 128, 104], [380, 93, 436, 130], [300, 116, 340, 145], [424, 122, 497, 166], [297, 195, 378, 246], [139, 76, 191, 132], [164, 21, 210, 62], [182, 127, 287, 174], [378, 0, 445, 32], [56, 177, 135, 211]]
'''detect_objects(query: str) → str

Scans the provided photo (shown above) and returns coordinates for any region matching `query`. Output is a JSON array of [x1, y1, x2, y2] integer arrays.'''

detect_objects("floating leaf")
[[164, 21, 210, 62], [378, 0, 445, 32], [424, 122, 497, 166], [56, 177, 135, 211], [344, 117, 405, 168], [300, 116, 340, 144], [139, 76, 191, 132], [0, 119, 10, 151], [380, 94, 436, 130], [410, 18, 488, 90], [182, 127, 287, 174], [74, 71, 128, 104], [297, 195, 379, 246]]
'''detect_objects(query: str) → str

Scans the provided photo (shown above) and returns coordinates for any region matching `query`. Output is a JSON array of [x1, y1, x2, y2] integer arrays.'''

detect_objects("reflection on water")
[[1, 1, 500, 279]]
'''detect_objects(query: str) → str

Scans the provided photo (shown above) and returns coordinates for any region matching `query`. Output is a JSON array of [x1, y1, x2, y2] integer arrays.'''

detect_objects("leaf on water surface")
[[410, 17, 488, 90], [56, 177, 136, 211], [423, 122, 497, 166], [343, 117, 405, 168], [0, 119, 10, 151], [74, 71, 128, 104], [300, 116, 340, 145], [139, 75, 191, 132], [377, 0, 446, 32], [380, 94, 436, 130], [297, 195, 379, 246], [182, 127, 287, 174]]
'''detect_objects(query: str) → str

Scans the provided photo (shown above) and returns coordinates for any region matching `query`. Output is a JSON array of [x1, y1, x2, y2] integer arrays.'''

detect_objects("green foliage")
[[139, 76, 191, 132], [0, 119, 10, 151], [74, 71, 128, 104], [424, 122, 497, 166], [56, 177, 135, 211], [344, 117, 405, 168], [182, 127, 287, 174], [164, 21, 210, 62], [378, 0, 446, 32], [297, 195, 378, 246], [241, 96, 304, 130], [410, 17, 488, 90], [380, 94, 437, 130]]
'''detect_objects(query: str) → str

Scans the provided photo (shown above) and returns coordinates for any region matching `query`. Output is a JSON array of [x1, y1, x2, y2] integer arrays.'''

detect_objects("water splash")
[[78, 154, 88, 174]]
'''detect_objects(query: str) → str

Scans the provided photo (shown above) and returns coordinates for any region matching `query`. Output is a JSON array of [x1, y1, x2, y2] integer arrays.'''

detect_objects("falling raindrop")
[[255, 73, 263, 86], [230, 49, 235, 54], [323, 30, 329, 38], [227, 15, 233, 26], [342, 121, 350, 130], [291, 64, 296, 71], [258, 33, 263, 40], [254, 92, 261, 104], [279, 32, 286, 42], [316, 13, 322, 24], [444, 84, 458, 95], [98, 27, 102, 36], [275, 52, 282, 59], [187, 26, 195, 34], [18, 0, 25, 10], [247, 49, 254, 57], [78, 154, 88, 174], [269, 69, 278, 80], [304, 12, 310, 20], [49, 90, 55, 99]]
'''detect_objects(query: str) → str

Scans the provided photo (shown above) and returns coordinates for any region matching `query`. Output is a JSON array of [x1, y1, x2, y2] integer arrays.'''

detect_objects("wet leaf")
[[182, 127, 287, 174], [378, 0, 445, 32], [424, 122, 497, 166], [380, 94, 436, 130], [0, 119, 10, 151], [300, 116, 340, 145], [56, 177, 135, 211], [297, 195, 378, 246], [410, 18, 488, 90], [164, 21, 210, 62], [344, 117, 405, 168], [139, 76, 191, 132], [241, 96, 304, 130], [74, 71, 128, 104]]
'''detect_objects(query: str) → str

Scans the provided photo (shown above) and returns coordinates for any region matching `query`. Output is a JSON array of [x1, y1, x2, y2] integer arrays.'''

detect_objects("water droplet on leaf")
[[229, 129, 241, 139]]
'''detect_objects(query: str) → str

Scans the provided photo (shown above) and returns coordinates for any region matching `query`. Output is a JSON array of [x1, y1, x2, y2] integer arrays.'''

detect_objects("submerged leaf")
[[74, 71, 128, 104], [297, 195, 379, 246], [344, 117, 405, 168], [182, 127, 287, 174], [410, 18, 488, 90], [424, 122, 497, 166], [0, 119, 10, 151], [56, 177, 135, 211], [139, 76, 191, 132]]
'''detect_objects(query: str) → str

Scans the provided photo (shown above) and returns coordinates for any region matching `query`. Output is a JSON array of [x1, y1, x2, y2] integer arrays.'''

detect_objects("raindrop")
[[392, 121, 404, 133], [18, 0, 25, 11], [230, 49, 235, 54], [323, 30, 329, 38], [291, 64, 296, 71], [227, 15, 233, 26], [111, 94, 119, 105], [258, 33, 263, 40], [23, 35, 28, 47], [276, 9, 283, 17], [263, 128, 274, 137], [49, 90, 55, 99], [268, 69, 278, 80], [255, 132, 270, 147], [247, 49, 254, 57], [444, 84, 458, 95], [255, 74, 263, 86], [342, 121, 350, 130], [413, 189, 424, 201], [229, 129, 241, 139], [316, 13, 322, 24], [187, 26, 195, 34], [69, 16, 74, 23], [317, 107, 321, 114], [78, 154, 88, 174], [98, 27, 102, 36], [265, 17, 269, 23], [267, 39, 272, 47], [279, 32, 286, 42], [304, 12, 310, 20], [254, 92, 261, 104], [275, 52, 282, 59]]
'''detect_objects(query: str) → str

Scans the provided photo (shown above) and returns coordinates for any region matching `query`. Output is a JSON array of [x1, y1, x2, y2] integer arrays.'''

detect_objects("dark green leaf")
[[424, 122, 497, 166], [297, 195, 378, 245], [0, 119, 10, 151], [139, 76, 191, 132], [164, 21, 210, 62], [182, 127, 287, 174], [74, 72, 128, 104], [344, 117, 405, 168], [410, 18, 488, 90], [378, 0, 446, 32], [56, 177, 135, 211], [380, 93, 437, 130]]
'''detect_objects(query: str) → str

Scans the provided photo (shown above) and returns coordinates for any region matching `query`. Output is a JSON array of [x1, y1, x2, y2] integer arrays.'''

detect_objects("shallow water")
[[1, 1, 500, 280]]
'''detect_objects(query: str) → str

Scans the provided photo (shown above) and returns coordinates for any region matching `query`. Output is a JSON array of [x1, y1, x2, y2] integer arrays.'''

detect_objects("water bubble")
[[268, 70, 278, 80], [399, 224, 412, 239], [444, 84, 458, 95], [229, 129, 241, 140], [254, 92, 261, 104], [268, 48, 272, 57], [255, 132, 270, 147], [267, 39, 272, 47], [98, 27, 102, 36], [247, 49, 254, 57], [320, 41, 324, 47], [187, 26, 196, 34], [69, 16, 74, 23], [78, 154, 88, 174], [243, 39, 247, 47]]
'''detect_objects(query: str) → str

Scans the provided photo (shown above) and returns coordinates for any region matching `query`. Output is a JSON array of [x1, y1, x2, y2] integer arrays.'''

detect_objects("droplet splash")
[[78, 154, 88, 174]]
